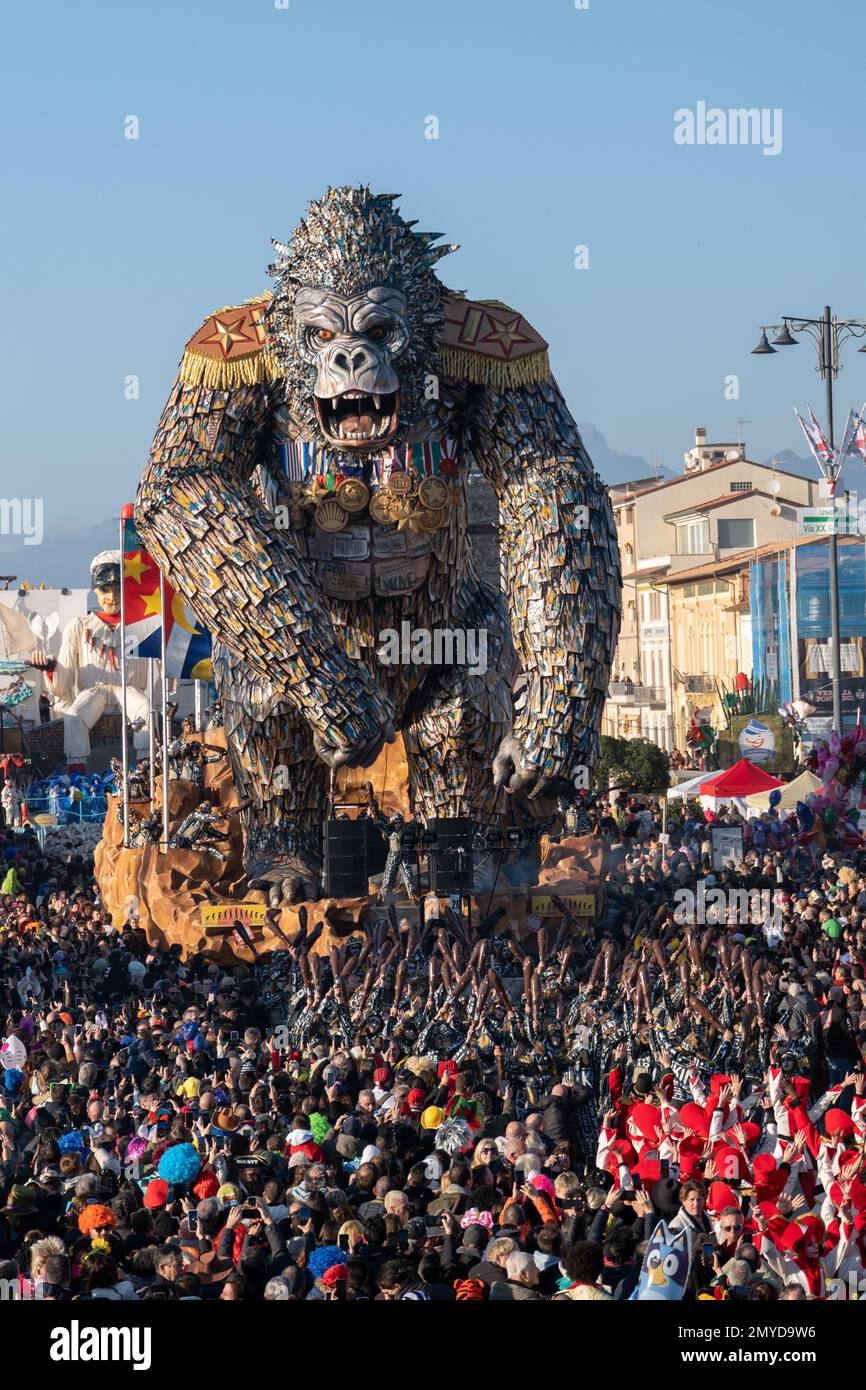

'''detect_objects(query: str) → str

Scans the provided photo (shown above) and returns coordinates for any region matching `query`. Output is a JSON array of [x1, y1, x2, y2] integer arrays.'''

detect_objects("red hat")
[[706, 1180, 739, 1215], [756, 1200, 787, 1241], [678, 1102, 711, 1140], [320, 1262, 349, 1288], [144, 1178, 169, 1210], [752, 1154, 788, 1203], [824, 1108, 856, 1141], [407, 1088, 426, 1111], [609, 1138, 638, 1172], [628, 1103, 662, 1145], [779, 1214, 825, 1255], [373, 1067, 391, 1087], [738, 1121, 761, 1150], [711, 1143, 748, 1183], [677, 1136, 705, 1181], [829, 1175, 866, 1212]]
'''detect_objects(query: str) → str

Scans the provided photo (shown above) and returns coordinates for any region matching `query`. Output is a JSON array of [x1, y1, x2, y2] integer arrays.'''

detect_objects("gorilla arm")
[[469, 378, 621, 799], [136, 379, 395, 767]]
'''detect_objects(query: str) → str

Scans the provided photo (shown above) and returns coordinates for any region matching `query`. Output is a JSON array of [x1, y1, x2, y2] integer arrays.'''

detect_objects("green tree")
[[594, 736, 670, 794]]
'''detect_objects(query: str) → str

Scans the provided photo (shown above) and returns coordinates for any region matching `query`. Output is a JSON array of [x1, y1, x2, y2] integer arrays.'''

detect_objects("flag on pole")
[[121, 513, 212, 679], [794, 406, 836, 474], [844, 404, 866, 466], [836, 407, 859, 468]]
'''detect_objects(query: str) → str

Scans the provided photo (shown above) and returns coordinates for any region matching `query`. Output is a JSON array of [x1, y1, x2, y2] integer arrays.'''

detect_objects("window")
[[697, 581, 714, 596], [677, 519, 710, 554], [643, 589, 662, 622], [729, 481, 751, 493], [718, 518, 755, 549]]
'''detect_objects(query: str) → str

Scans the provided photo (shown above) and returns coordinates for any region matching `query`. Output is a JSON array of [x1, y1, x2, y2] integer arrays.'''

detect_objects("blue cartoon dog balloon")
[[631, 1220, 691, 1300]]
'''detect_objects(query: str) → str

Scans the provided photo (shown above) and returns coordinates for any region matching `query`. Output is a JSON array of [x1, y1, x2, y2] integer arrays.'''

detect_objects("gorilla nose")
[[333, 348, 371, 373]]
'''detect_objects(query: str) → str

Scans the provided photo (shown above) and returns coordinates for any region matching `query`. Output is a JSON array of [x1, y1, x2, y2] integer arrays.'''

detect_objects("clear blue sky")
[[3, 0, 865, 534]]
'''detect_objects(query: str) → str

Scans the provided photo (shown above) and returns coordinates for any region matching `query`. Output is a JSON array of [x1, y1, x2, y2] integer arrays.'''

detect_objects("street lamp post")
[[752, 307, 866, 733]]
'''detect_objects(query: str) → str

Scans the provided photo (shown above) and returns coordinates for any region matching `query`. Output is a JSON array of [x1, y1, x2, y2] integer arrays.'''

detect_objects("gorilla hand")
[[492, 731, 575, 802], [314, 719, 396, 771]]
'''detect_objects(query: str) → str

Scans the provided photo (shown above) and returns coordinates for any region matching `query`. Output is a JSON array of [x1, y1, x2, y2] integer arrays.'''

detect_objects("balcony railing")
[[678, 674, 716, 693], [608, 683, 667, 705]]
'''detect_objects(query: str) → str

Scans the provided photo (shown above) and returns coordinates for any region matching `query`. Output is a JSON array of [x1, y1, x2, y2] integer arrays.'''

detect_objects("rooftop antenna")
[[652, 452, 663, 483], [736, 417, 751, 451]]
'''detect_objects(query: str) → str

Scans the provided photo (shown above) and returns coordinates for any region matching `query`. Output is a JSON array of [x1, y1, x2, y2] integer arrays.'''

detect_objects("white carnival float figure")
[[1, 779, 20, 827], [30, 551, 151, 769]]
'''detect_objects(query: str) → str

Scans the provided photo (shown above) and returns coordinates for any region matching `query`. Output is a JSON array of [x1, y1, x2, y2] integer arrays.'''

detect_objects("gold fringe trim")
[[178, 346, 281, 389], [439, 343, 550, 389]]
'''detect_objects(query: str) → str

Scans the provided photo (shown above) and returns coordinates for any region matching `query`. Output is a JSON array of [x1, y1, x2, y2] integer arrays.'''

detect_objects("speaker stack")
[[427, 817, 474, 895], [323, 818, 369, 898]]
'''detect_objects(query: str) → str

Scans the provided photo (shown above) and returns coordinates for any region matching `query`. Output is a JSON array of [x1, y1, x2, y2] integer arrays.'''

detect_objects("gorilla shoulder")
[[178, 293, 279, 389], [438, 292, 551, 389]]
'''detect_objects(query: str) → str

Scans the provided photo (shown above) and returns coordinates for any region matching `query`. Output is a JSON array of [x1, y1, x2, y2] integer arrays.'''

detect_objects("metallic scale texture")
[[136, 188, 621, 885]]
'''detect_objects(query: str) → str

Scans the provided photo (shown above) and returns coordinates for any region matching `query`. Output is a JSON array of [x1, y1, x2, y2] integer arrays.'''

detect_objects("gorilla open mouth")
[[315, 389, 400, 448]]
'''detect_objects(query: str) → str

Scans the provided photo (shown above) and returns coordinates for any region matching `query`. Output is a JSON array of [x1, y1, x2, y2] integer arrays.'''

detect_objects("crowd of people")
[[1, 787, 866, 1303]]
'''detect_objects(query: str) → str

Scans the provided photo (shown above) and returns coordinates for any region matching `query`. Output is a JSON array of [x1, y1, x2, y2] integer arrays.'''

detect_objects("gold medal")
[[417, 476, 449, 510], [370, 489, 411, 524], [415, 507, 447, 531], [315, 498, 348, 533], [389, 494, 412, 520], [369, 490, 396, 524], [388, 471, 413, 496], [336, 478, 370, 514]]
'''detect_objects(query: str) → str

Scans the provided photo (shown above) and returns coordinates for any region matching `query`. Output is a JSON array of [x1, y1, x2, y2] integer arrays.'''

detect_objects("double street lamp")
[[752, 307, 866, 733]]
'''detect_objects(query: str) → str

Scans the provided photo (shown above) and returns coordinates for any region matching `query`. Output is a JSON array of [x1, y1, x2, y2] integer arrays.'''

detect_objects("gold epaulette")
[[177, 289, 550, 391], [178, 293, 279, 388], [440, 292, 550, 388]]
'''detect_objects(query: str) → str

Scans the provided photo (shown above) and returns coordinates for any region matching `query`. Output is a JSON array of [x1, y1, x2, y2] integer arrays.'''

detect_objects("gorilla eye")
[[314, 328, 335, 342], [368, 325, 389, 342]]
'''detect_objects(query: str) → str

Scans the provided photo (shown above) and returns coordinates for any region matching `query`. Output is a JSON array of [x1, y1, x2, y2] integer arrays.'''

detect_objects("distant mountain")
[[578, 423, 675, 487], [762, 448, 819, 479], [762, 448, 855, 491]]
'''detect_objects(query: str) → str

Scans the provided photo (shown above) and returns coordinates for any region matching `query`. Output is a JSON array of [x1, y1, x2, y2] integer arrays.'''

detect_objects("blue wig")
[[157, 1142, 201, 1185], [308, 1245, 346, 1281]]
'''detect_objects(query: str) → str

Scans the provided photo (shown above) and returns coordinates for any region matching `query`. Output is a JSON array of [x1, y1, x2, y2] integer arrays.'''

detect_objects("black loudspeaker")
[[323, 818, 369, 897], [428, 818, 474, 895]]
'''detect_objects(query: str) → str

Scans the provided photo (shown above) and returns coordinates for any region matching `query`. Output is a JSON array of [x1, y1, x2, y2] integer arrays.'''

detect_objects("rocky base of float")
[[94, 734, 606, 965]]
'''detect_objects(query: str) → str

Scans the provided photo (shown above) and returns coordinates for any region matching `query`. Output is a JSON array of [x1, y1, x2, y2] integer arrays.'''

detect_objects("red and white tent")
[[699, 758, 783, 812]]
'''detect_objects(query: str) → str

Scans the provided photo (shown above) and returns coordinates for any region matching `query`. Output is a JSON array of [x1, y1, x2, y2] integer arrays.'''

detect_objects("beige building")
[[604, 428, 820, 751]]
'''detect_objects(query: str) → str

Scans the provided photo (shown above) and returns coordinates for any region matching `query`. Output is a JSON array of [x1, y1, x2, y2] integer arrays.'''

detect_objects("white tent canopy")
[[666, 770, 718, 801], [744, 768, 823, 814]]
